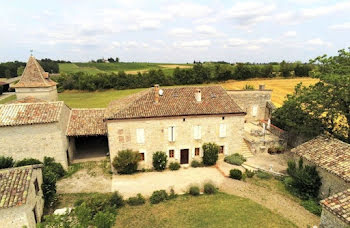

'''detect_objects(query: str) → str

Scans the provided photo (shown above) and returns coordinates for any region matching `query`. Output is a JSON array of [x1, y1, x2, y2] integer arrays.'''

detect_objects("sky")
[[1, 0, 350, 63]]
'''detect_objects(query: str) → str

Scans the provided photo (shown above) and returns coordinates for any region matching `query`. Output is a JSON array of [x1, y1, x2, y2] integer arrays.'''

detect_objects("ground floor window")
[[169, 149, 174, 158], [220, 146, 224, 154], [195, 148, 200, 156], [139, 152, 145, 161]]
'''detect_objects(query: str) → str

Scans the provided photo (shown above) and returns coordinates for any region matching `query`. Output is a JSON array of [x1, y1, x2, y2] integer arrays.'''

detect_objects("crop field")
[[57, 77, 318, 108], [59, 62, 192, 75], [221, 77, 319, 107]]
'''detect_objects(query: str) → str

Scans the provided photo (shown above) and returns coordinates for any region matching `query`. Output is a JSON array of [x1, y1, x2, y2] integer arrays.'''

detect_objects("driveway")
[[112, 167, 225, 198]]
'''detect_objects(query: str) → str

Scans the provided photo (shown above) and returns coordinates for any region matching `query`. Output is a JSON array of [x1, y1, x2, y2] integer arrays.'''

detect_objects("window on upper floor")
[[168, 126, 176, 142], [136, 128, 145, 144], [194, 125, 202, 140], [219, 123, 226, 138]]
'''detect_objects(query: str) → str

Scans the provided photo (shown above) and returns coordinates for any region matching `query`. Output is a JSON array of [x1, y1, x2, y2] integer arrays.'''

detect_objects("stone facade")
[[320, 209, 349, 228], [107, 114, 245, 169], [0, 167, 44, 228], [15, 86, 58, 101], [227, 90, 272, 122], [0, 104, 71, 168]]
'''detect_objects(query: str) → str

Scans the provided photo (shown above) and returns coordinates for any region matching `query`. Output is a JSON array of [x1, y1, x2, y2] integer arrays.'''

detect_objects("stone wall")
[[0, 123, 69, 169], [15, 86, 58, 101], [0, 167, 44, 228], [107, 114, 245, 169], [227, 90, 272, 122], [320, 208, 349, 228]]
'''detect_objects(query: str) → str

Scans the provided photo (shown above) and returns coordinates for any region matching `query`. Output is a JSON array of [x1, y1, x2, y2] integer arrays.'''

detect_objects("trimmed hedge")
[[224, 153, 246, 166], [112, 149, 141, 174], [204, 183, 217, 194], [169, 162, 180, 171], [229, 169, 243, 180], [189, 186, 200, 196], [127, 193, 146, 206], [150, 190, 168, 204], [152, 151, 168, 171]]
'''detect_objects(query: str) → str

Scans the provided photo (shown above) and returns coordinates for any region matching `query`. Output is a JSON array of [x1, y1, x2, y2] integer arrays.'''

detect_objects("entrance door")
[[180, 149, 189, 164]]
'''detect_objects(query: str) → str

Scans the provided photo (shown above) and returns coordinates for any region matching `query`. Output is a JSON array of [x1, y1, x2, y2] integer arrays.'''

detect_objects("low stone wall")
[[320, 208, 349, 228]]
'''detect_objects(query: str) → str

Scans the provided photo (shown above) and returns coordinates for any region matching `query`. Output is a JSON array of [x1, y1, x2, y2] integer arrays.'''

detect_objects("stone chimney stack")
[[154, 84, 160, 103], [195, 89, 201, 102], [259, 84, 265, 90]]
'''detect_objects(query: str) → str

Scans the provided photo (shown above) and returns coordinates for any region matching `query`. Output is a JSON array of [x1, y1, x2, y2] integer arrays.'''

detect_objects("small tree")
[[152, 151, 168, 171], [112, 149, 141, 174], [0, 156, 14, 169], [202, 143, 219, 166]]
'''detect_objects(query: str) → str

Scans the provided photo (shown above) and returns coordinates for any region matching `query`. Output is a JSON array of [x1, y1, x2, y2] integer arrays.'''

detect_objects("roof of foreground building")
[[67, 109, 107, 136], [0, 101, 64, 127], [291, 135, 350, 182], [9, 96, 47, 104], [105, 86, 245, 120], [0, 165, 43, 209], [12, 56, 57, 88], [321, 189, 350, 224]]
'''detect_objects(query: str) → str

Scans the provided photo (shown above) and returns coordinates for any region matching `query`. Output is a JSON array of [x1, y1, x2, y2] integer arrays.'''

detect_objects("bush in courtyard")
[[245, 170, 255, 178], [0, 156, 14, 169], [110, 191, 125, 208], [229, 169, 243, 180], [204, 182, 217, 194], [84, 194, 114, 216], [169, 162, 180, 170], [224, 153, 246, 166], [152, 151, 168, 171], [189, 185, 200, 196], [191, 160, 203, 168], [202, 143, 219, 166], [127, 193, 146, 206], [286, 158, 322, 199], [168, 188, 177, 199], [150, 190, 168, 204], [256, 170, 272, 180], [301, 199, 322, 216], [112, 149, 141, 174], [15, 158, 42, 167], [93, 211, 116, 228], [43, 157, 66, 178]]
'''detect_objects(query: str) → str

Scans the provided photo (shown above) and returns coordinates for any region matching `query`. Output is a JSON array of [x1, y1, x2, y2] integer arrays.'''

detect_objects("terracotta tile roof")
[[291, 135, 350, 182], [0, 101, 64, 127], [105, 86, 244, 120], [0, 165, 43, 209], [9, 96, 47, 104], [321, 189, 350, 224], [12, 56, 57, 88], [67, 109, 107, 136]]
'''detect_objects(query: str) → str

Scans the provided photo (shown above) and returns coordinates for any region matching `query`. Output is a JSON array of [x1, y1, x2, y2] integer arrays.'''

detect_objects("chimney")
[[154, 84, 160, 103], [195, 89, 201, 102], [259, 84, 265, 90]]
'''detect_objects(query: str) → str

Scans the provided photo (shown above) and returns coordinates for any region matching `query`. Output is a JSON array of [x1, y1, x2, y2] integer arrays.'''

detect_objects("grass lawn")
[[114, 193, 296, 228], [0, 95, 16, 104]]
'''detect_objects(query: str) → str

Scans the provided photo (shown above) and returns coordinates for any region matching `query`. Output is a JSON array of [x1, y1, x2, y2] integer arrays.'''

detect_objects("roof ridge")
[[32, 56, 49, 86]]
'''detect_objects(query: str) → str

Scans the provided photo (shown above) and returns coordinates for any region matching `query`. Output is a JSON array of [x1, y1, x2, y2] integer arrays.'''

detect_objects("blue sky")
[[1, 0, 350, 63]]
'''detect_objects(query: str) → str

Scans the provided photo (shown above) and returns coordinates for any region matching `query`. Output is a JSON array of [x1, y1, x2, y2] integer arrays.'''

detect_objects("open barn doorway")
[[71, 136, 108, 163]]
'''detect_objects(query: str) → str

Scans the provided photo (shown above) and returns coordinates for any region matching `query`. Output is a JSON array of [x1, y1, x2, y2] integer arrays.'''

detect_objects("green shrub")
[[43, 157, 66, 178], [168, 188, 177, 199], [0, 85, 3, 95], [150, 190, 168, 204], [245, 170, 255, 178], [203, 183, 217, 194], [190, 160, 203, 168], [110, 191, 124, 208], [74, 203, 92, 227], [189, 186, 200, 196], [301, 199, 322, 216], [127, 193, 146, 206], [42, 169, 58, 208], [224, 153, 246, 166], [256, 170, 272, 180], [74, 199, 85, 207], [202, 143, 219, 166], [152, 151, 168, 171], [93, 211, 116, 228], [15, 158, 42, 167], [0, 156, 14, 169], [85, 194, 113, 216], [229, 169, 243, 180], [112, 149, 141, 174], [169, 162, 180, 170], [286, 158, 322, 199]]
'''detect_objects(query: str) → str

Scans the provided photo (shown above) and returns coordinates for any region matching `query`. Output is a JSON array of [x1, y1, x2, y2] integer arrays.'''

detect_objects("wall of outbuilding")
[[15, 86, 58, 101], [320, 208, 349, 228]]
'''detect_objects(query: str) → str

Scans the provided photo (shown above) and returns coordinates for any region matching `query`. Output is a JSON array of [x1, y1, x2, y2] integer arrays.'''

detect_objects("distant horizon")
[[1, 0, 349, 63]]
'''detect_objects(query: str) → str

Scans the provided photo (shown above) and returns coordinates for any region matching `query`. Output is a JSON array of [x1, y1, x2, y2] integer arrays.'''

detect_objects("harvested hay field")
[[159, 64, 192, 69], [221, 77, 319, 107]]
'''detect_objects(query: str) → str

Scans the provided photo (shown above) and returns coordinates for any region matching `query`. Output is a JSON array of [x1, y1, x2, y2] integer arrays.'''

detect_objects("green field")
[[59, 62, 192, 75], [114, 193, 296, 228], [0, 95, 16, 104]]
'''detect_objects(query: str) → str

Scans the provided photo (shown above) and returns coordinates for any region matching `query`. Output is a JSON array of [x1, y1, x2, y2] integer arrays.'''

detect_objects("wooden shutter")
[[168, 126, 175, 142], [194, 126, 202, 140], [136, 128, 145, 143], [252, 105, 258, 117], [219, 124, 226, 137]]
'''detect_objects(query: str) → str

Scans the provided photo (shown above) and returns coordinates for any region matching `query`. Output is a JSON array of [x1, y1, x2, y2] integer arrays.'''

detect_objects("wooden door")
[[180, 149, 189, 164]]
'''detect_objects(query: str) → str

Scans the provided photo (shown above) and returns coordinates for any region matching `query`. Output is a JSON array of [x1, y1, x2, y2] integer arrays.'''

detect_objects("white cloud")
[[165, 2, 212, 18], [227, 38, 248, 47], [301, 1, 350, 18], [139, 20, 161, 30], [226, 38, 273, 50], [329, 22, 350, 30], [112, 42, 120, 48], [283, 31, 297, 37], [174, 40, 211, 48], [306, 38, 332, 47], [169, 28, 192, 37], [195, 25, 216, 34]]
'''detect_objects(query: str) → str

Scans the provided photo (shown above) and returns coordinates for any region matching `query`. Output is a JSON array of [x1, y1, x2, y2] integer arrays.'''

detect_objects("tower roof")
[[12, 56, 57, 88]]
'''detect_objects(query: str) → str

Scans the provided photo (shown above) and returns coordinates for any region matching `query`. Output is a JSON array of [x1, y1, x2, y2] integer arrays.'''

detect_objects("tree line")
[[53, 62, 314, 92]]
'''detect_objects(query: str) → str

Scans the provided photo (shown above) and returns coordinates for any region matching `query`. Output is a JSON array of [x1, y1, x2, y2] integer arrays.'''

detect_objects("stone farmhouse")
[[0, 56, 275, 169], [0, 165, 44, 228]]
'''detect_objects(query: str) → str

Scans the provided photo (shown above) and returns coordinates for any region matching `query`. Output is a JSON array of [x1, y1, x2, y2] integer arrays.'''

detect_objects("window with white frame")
[[252, 105, 258, 117], [194, 125, 201, 140], [219, 123, 226, 138], [168, 126, 176, 142], [136, 128, 145, 144]]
